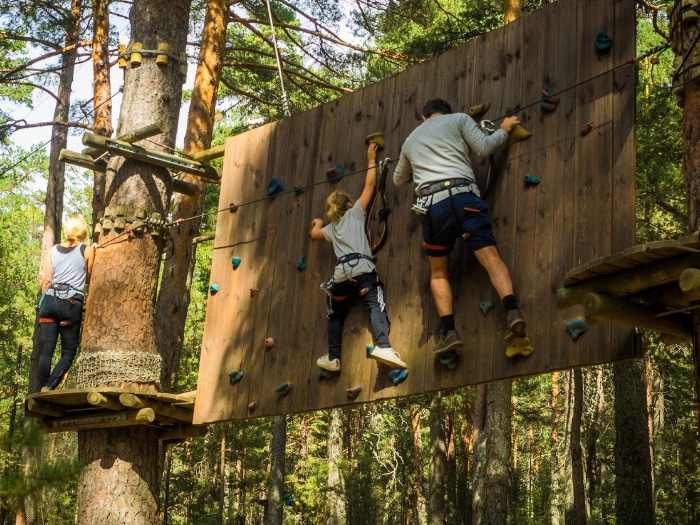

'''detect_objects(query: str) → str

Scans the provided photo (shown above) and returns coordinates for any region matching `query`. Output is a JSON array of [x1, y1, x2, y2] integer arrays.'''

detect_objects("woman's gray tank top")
[[45, 244, 87, 299]]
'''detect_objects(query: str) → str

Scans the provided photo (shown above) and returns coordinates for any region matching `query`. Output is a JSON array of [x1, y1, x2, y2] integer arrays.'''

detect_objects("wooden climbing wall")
[[194, 0, 637, 424]]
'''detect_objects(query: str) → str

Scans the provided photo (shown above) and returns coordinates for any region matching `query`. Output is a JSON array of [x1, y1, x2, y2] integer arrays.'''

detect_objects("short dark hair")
[[422, 99, 453, 118]]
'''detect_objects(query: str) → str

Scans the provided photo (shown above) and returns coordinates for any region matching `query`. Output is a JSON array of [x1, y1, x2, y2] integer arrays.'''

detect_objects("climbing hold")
[[294, 185, 305, 195], [581, 122, 594, 136], [248, 401, 258, 411], [540, 88, 560, 112], [595, 30, 612, 53], [232, 256, 241, 270], [468, 102, 491, 121], [480, 301, 494, 315], [388, 368, 409, 386], [275, 382, 292, 396], [439, 351, 459, 370], [296, 255, 307, 271], [378, 208, 391, 221], [365, 132, 385, 150], [365, 344, 374, 356], [566, 319, 589, 340], [505, 336, 535, 358], [209, 284, 219, 294], [524, 174, 540, 186], [250, 288, 259, 297], [229, 202, 239, 213], [317, 368, 336, 380], [502, 124, 532, 150], [326, 163, 345, 183], [267, 177, 286, 197], [229, 370, 244, 385], [346, 386, 362, 399], [265, 337, 275, 349]]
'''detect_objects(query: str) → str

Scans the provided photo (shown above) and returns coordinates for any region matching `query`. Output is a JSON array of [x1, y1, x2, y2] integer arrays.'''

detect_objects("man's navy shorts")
[[418, 192, 496, 257]]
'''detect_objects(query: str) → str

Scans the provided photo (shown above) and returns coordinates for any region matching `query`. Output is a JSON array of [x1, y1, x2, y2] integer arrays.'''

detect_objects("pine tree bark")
[[90, 0, 113, 227], [550, 371, 562, 525], [267, 415, 286, 525], [411, 404, 427, 525], [428, 392, 446, 525], [565, 369, 586, 525], [614, 359, 654, 525], [472, 382, 511, 525], [155, 0, 228, 390], [327, 408, 347, 525], [75, 1, 191, 523]]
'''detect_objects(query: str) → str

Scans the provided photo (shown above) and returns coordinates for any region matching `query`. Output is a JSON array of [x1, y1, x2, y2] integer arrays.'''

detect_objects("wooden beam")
[[557, 253, 700, 308], [82, 133, 220, 181], [190, 144, 225, 163], [118, 122, 170, 144], [26, 398, 65, 418], [173, 178, 199, 196], [87, 389, 123, 411], [59, 149, 107, 172], [583, 292, 692, 341], [42, 408, 156, 433], [119, 392, 193, 422]]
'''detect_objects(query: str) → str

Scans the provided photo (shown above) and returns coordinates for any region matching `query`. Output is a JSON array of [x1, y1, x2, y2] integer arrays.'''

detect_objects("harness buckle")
[[411, 195, 430, 215]]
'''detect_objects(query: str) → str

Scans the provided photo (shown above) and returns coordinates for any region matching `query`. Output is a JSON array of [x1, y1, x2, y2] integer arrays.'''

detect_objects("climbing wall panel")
[[194, 0, 637, 424]]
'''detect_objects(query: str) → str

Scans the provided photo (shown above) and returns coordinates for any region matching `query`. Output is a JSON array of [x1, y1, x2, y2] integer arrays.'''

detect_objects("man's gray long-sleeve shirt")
[[393, 113, 508, 196]]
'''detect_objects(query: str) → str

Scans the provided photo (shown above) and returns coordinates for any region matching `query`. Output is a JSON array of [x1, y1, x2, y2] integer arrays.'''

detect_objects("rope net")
[[72, 351, 162, 389]]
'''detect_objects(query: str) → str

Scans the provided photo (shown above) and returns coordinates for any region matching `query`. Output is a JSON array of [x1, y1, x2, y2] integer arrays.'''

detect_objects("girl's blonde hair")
[[325, 190, 352, 223], [64, 216, 88, 244]]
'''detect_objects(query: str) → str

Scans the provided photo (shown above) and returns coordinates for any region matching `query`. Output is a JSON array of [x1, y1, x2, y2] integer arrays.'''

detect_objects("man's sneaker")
[[434, 330, 463, 355], [505, 309, 526, 340], [369, 347, 408, 369], [317, 354, 340, 372]]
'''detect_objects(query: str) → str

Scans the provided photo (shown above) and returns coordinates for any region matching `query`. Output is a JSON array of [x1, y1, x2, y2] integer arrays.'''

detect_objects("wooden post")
[[59, 149, 107, 172], [583, 292, 692, 341]]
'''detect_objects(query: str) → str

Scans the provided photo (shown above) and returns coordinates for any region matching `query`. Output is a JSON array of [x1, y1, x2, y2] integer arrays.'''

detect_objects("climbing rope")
[[264, 0, 292, 118], [365, 157, 394, 254]]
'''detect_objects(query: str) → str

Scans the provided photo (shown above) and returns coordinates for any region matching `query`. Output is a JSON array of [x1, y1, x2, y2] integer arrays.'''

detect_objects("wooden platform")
[[25, 388, 205, 440], [557, 235, 700, 341]]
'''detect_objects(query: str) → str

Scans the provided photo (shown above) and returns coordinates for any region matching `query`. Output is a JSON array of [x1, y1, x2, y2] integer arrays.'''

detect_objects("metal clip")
[[480, 120, 496, 134]]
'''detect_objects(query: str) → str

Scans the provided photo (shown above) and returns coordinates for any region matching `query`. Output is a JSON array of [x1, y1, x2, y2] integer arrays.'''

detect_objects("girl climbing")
[[310, 142, 407, 372]]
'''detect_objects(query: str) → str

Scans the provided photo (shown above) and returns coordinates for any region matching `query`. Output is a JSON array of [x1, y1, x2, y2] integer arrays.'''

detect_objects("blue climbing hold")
[[275, 382, 292, 395], [566, 319, 589, 340], [209, 283, 219, 294], [389, 368, 409, 386], [232, 256, 241, 270], [296, 255, 307, 271], [229, 370, 244, 385], [540, 88, 560, 112], [595, 30, 612, 53], [524, 174, 540, 185], [267, 177, 286, 197], [480, 301, 494, 315]]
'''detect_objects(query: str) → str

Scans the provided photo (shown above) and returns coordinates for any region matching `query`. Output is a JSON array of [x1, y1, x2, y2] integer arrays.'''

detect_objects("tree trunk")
[[267, 415, 286, 525], [90, 0, 113, 226], [327, 408, 346, 525], [155, 0, 228, 390], [584, 368, 604, 518], [411, 404, 427, 525], [75, 1, 191, 523], [614, 359, 654, 525], [428, 392, 446, 525], [550, 371, 562, 525], [504, 0, 521, 24], [444, 408, 458, 525], [565, 370, 586, 525], [472, 382, 511, 525]]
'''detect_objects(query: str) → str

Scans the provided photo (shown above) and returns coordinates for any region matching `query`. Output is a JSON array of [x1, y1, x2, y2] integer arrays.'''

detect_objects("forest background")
[[0, 0, 697, 524]]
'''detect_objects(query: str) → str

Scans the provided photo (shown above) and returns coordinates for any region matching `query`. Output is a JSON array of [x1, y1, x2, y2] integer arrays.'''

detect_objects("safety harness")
[[38, 283, 83, 327]]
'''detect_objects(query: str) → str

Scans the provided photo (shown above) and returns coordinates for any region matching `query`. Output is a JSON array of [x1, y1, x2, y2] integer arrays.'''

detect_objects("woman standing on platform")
[[38, 216, 95, 391]]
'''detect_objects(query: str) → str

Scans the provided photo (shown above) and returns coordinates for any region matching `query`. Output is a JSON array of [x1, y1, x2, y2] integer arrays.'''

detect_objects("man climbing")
[[393, 98, 533, 358]]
